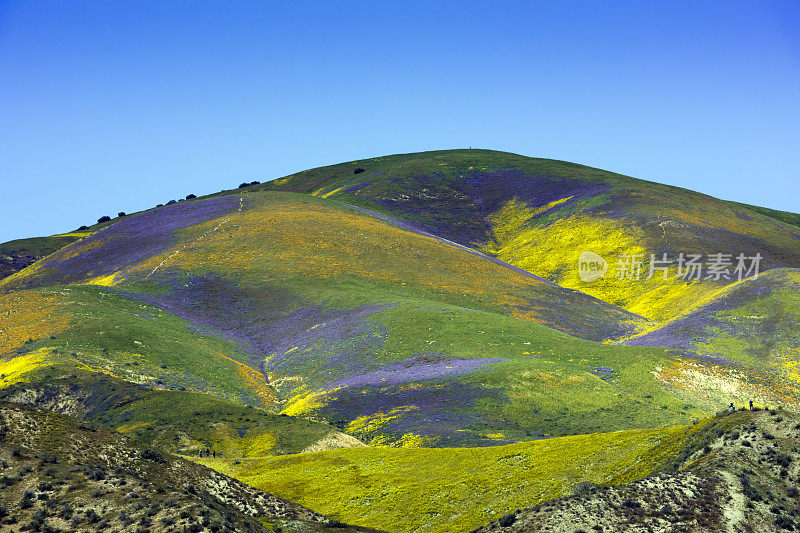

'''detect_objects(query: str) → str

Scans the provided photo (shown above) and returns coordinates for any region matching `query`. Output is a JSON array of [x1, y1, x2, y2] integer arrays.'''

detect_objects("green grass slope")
[[0, 285, 278, 407], [729, 200, 800, 229], [0, 233, 89, 280], [0, 368, 362, 459], [0, 285, 367, 459], [196, 419, 717, 533]]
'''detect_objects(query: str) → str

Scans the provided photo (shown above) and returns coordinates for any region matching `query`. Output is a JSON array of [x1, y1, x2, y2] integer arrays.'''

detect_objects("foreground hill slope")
[[200, 409, 800, 533], [474, 408, 800, 533], [0, 368, 363, 459], [198, 420, 709, 533], [0, 402, 378, 532]]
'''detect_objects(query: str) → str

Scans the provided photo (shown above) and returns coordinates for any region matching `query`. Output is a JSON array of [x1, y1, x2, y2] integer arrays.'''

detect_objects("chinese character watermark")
[[578, 251, 762, 283]]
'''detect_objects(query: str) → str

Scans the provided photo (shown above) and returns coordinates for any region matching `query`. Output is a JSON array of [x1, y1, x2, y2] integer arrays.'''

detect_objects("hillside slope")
[[1, 148, 799, 531], [0, 191, 704, 446], [627, 268, 800, 410], [0, 369, 363, 459], [0, 233, 87, 281], [0, 192, 646, 342], [197, 421, 708, 533]]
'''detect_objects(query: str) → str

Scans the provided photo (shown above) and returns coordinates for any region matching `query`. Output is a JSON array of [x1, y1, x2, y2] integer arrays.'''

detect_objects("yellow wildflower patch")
[[346, 405, 419, 434], [216, 352, 278, 406], [280, 387, 341, 417], [399, 432, 438, 448], [87, 272, 121, 287], [483, 201, 718, 323], [0, 349, 51, 385]]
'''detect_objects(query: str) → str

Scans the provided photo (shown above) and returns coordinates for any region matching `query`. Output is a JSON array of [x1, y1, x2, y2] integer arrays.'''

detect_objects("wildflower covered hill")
[[199, 410, 767, 533], [258, 149, 800, 324], [1, 149, 799, 447], [0, 148, 799, 532], [0, 192, 698, 447]]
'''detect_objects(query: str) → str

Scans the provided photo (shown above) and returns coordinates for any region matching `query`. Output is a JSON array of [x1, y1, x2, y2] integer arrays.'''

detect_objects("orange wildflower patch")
[[655, 358, 800, 410], [0, 290, 70, 357], [216, 352, 278, 406], [131, 196, 561, 313]]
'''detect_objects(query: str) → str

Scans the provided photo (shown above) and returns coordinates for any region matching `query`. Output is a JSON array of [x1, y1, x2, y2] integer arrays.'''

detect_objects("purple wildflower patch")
[[365, 169, 610, 247], [8, 196, 240, 289], [124, 272, 399, 392], [315, 379, 508, 447], [341, 181, 374, 194], [323, 356, 508, 390], [627, 271, 787, 350]]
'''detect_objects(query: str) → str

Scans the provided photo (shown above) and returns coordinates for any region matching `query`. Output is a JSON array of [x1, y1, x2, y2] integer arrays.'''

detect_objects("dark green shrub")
[[776, 514, 795, 530], [498, 513, 517, 527], [573, 481, 597, 495], [20, 490, 34, 508], [58, 503, 73, 519], [86, 508, 100, 523], [140, 448, 166, 463]]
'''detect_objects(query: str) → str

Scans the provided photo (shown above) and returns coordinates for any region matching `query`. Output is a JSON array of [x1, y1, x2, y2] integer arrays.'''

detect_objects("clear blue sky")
[[1, 1, 799, 242]]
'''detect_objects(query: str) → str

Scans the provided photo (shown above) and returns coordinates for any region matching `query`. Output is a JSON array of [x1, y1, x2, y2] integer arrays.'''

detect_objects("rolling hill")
[[255, 149, 800, 323], [197, 418, 714, 533], [0, 189, 703, 447], [627, 268, 800, 410], [1, 148, 799, 532]]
